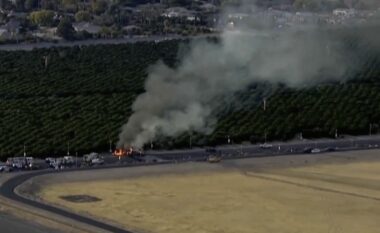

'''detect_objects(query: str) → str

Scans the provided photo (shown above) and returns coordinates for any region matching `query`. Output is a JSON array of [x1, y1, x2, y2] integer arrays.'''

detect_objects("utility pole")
[[43, 55, 48, 69], [263, 98, 267, 111], [67, 141, 70, 156], [264, 131, 267, 144], [109, 139, 113, 153]]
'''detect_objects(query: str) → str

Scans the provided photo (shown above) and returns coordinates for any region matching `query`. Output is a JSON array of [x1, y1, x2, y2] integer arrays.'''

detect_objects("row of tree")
[[0, 28, 379, 159]]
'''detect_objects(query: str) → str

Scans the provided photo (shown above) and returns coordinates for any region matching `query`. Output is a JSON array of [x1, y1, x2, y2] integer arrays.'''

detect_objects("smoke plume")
[[118, 4, 362, 148]]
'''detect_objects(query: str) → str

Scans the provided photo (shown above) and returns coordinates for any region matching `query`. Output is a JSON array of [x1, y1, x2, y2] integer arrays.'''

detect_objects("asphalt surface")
[[0, 34, 217, 51], [144, 135, 380, 162], [1, 135, 380, 233], [0, 212, 57, 233], [0, 170, 134, 233]]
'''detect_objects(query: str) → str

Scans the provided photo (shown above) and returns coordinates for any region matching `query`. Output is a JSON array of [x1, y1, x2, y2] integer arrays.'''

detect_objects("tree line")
[[0, 29, 379, 159]]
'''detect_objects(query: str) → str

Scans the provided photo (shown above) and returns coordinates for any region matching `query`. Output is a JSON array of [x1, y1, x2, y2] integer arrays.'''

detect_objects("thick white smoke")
[[117, 5, 355, 148]]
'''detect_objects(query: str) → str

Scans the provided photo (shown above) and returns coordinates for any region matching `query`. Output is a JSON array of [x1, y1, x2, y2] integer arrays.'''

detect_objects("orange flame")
[[113, 147, 134, 157]]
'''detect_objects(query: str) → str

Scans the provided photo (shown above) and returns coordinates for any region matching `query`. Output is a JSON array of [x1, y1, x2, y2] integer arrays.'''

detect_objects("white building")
[[333, 8, 356, 17], [73, 22, 102, 34]]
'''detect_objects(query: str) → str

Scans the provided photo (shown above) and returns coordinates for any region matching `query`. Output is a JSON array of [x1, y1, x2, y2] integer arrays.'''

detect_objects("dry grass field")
[[38, 153, 380, 233]]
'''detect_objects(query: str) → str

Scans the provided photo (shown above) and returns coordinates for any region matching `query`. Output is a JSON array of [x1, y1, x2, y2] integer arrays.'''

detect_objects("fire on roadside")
[[113, 147, 142, 157], [113, 148, 132, 157]]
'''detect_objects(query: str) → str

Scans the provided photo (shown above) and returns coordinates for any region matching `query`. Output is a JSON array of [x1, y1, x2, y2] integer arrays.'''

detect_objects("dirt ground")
[[36, 150, 380, 233]]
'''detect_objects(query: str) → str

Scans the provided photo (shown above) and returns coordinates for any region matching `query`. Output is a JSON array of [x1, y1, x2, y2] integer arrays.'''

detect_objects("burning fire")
[[113, 148, 132, 157], [113, 147, 142, 157]]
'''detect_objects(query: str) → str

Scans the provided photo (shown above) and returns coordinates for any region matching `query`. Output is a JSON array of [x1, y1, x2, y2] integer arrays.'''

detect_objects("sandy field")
[[35, 150, 380, 233]]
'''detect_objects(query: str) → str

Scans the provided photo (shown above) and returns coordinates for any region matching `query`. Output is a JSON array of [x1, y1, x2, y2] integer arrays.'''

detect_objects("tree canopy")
[[57, 17, 76, 40], [29, 10, 55, 26]]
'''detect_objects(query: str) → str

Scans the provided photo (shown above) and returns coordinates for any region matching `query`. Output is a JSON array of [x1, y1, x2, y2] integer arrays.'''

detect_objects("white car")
[[260, 144, 273, 149], [0, 165, 12, 172], [311, 148, 321, 153], [12, 161, 24, 169], [91, 158, 104, 165]]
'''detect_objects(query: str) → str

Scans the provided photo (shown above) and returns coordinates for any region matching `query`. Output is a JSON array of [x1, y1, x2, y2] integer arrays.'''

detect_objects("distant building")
[[121, 6, 140, 13], [0, 18, 21, 41], [73, 22, 102, 35], [333, 8, 356, 17], [32, 27, 59, 40], [7, 11, 27, 19], [4, 18, 21, 34], [200, 3, 217, 13], [162, 7, 193, 18], [227, 13, 249, 20], [0, 28, 11, 40], [123, 25, 142, 35]]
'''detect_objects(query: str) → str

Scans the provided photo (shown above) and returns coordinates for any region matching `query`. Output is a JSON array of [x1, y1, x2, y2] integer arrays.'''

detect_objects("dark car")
[[205, 148, 217, 153], [303, 148, 313, 153]]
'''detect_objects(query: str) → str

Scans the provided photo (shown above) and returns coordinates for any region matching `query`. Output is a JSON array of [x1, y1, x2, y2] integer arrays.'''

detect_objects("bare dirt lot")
[[34, 150, 380, 233]]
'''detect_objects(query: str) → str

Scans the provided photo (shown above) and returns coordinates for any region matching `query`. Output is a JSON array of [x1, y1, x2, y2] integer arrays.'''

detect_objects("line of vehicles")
[[1, 142, 364, 173], [1, 152, 106, 172], [3, 157, 37, 171], [0, 147, 143, 172], [259, 143, 336, 154], [46, 152, 105, 170], [0, 145, 222, 173]]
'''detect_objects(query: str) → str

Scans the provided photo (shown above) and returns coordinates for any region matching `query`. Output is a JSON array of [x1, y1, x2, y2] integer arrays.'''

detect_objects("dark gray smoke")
[[117, 7, 358, 148]]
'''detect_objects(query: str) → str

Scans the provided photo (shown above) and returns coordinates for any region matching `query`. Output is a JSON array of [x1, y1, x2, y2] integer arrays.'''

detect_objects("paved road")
[[0, 170, 137, 233], [0, 34, 217, 51], [144, 135, 380, 161], [0, 212, 57, 233], [2, 135, 380, 233]]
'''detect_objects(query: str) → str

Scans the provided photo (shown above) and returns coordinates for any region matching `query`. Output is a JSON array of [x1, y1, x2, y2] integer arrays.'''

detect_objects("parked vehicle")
[[207, 154, 222, 163], [6, 157, 34, 169], [83, 152, 104, 166], [205, 147, 217, 153], [91, 157, 104, 165], [45, 157, 55, 164], [0, 165, 12, 172], [260, 144, 273, 149], [311, 148, 321, 153], [303, 147, 313, 153], [63, 156, 75, 166]]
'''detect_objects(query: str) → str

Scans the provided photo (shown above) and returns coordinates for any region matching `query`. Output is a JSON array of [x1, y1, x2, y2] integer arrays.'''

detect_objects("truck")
[[207, 154, 222, 163], [0, 163, 12, 172], [205, 148, 222, 163], [6, 157, 34, 169], [83, 152, 104, 166], [113, 147, 144, 160], [63, 156, 75, 166], [259, 143, 273, 149]]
